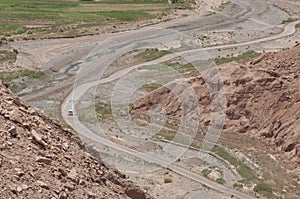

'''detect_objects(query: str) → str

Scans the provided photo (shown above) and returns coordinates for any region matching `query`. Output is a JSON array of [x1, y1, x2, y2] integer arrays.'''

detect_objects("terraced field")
[[0, 0, 171, 40]]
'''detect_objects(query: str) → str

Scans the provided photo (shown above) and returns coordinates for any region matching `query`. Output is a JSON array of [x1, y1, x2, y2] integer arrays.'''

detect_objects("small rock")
[[78, 179, 86, 186], [9, 111, 22, 124], [125, 188, 147, 199], [67, 168, 78, 183], [9, 184, 18, 194], [29, 171, 35, 177], [8, 126, 17, 137], [28, 107, 36, 115], [64, 182, 75, 192], [36, 156, 52, 164], [6, 141, 13, 146], [58, 168, 67, 177], [16, 186, 22, 192], [164, 175, 173, 183], [59, 191, 68, 199], [62, 143, 69, 151], [14, 168, 25, 177], [87, 191, 96, 199], [21, 184, 28, 190], [36, 180, 49, 189], [0, 144, 6, 150], [31, 129, 47, 148]]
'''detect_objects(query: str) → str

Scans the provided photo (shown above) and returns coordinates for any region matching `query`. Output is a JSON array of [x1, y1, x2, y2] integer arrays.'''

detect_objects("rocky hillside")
[[0, 80, 151, 199], [131, 45, 300, 169]]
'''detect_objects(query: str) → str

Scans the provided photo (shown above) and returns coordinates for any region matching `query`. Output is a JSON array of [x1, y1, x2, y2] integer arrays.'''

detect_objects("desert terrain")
[[1, 0, 300, 198]]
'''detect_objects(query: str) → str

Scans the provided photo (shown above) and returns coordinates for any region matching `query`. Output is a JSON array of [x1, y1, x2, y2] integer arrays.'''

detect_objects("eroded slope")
[[0, 80, 150, 199], [131, 45, 300, 172]]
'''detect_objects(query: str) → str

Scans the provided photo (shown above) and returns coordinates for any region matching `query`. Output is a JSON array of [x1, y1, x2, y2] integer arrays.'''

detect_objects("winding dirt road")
[[61, 18, 300, 199], [12, 0, 298, 197]]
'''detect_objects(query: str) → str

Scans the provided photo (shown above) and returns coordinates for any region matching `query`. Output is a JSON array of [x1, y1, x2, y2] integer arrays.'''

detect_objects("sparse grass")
[[205, 11, 216, 17], [191, 142, 202, 149], [167, 62, 199, 77], [218, 1, 233, 11], [95, 102, 113, 121], [172, 3, 192, 10], [2, 69, 46, 83], [233, 182, 243, 189], [134, 48, 170, 62], [141, 83, 162, 92], [253, 182, 274, 198], [10, 82, 26, 92], [296, 23, 300, 29], [202, 168, 211, 177], [61, 121, 74, 131], [159, 133, 175, 141], [281, 17, 297, 24], [212, 146, 256, 182], [0, 69, 46, 92], [216, 178, 225, 184], [0, 50, 17, 64], [214, 50, 261, 65]]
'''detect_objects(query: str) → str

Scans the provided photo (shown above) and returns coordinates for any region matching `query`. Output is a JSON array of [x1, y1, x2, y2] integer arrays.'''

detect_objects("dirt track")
[[10, 0, 300, 198]]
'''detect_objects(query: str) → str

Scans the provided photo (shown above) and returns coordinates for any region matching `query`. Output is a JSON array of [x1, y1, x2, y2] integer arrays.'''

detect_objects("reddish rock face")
[[131, 45, 300, 166], [0, 81, 152, 199]]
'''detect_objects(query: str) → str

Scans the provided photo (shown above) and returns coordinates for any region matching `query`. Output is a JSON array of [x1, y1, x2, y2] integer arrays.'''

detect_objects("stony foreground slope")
[[0, 80, 150, 199], [131, 45, 300, 170]]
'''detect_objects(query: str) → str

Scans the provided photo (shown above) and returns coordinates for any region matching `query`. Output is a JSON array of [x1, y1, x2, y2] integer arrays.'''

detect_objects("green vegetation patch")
[[212, 146, 256, 182], [61, 10, 149, 21], [0, 69, 46, 92], [142, 83, 162, 92], [167, 62, 199, 77], [2, 69, 46, 83], [158, 132, 175, 141], [281, 17, 297, 24], [0, 21, 22, 32], [233, 182, 243, 189], [254, 182, 274, 198], [216, 178, 225, 184], [218, 1, 232, 10], [95, 101, 113, 121], [202, 168, 211, 177], [134, 48, 170, 62], [102, 10, 149, 20], [81, 0, 168, 4], [0, 0, 171, 39], [0, 50, 17, 64], [296, 23, 300, 29], [214, 50, 261, 65]]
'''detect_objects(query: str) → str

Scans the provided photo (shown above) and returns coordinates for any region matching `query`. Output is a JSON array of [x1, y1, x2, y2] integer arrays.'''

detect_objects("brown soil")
[[0, 80, 152, 199], [130, 45, 300, 173]]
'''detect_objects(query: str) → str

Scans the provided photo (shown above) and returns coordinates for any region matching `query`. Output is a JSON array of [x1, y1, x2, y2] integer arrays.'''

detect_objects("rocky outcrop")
[[131, 45, 300, 167], [0, 80, 152, 199]]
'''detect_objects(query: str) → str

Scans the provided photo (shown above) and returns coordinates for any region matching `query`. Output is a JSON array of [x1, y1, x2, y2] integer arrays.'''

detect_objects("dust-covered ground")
[[2, 0, 300, 198]]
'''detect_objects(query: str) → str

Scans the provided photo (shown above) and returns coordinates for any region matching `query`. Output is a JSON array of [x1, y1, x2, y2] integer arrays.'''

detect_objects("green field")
[[0, 0, 172, 40]]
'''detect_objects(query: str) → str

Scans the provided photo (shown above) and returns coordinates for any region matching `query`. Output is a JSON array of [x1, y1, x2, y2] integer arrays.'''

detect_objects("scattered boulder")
[[164, 175, 173, 183], [0, 80, 153, 199]]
